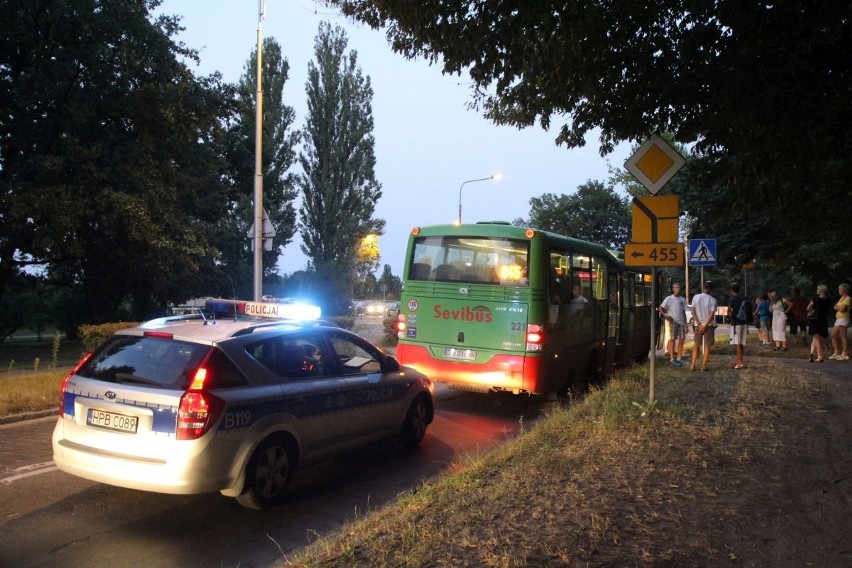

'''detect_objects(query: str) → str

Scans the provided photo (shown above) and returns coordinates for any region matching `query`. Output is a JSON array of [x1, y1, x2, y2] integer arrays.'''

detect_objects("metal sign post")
[[625, 134, 686, 408], [649, 269, 656, 404]]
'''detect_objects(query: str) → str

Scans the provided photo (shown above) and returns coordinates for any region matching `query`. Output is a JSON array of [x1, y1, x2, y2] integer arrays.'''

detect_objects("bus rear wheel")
[[553, 369, 588, 403], [584, 354, 602, 386]]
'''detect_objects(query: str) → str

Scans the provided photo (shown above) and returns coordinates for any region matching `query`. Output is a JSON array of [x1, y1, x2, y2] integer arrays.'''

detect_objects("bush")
[[382, 316, 399, 346], [78, 322, 140, 352]]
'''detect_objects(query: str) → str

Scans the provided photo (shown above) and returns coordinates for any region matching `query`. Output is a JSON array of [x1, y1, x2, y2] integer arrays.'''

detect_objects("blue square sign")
[[688, 239, 717, 267]]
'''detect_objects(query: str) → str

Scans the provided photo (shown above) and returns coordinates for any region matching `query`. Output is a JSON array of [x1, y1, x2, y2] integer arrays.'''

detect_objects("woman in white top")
[[769, 289, 787, 351]]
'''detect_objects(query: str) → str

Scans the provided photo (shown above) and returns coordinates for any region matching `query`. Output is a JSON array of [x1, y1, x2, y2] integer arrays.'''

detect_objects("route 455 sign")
[[624, 243, 685, 267]]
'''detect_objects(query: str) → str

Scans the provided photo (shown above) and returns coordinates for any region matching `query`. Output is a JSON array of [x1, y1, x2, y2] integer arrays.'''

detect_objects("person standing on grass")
[[786, 288, 809, 345], [756, 292, 772, 346], [829, 282, 850, 360], [657, 282, 687, 367], [690, 281, 718, 371], [769, 289, 788, 351], [728, 283, 750, 369], [807, 284, 831, 362]]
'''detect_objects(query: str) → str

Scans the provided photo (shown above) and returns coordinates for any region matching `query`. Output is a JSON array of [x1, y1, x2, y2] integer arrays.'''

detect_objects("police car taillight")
[[176, 365, 224, 440], [526, 324, 544, 352], [59, 352, 92, 416]]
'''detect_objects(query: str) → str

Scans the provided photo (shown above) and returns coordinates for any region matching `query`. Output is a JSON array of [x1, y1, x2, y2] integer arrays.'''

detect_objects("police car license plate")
[[443, 347, 476, 361], [87, 409, 138, 434]]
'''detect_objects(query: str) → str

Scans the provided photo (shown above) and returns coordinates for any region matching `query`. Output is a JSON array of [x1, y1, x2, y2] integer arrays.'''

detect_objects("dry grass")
[[282, 346, 833, 567], [0, 369, 66, 416], [0, 339, 84, 417]]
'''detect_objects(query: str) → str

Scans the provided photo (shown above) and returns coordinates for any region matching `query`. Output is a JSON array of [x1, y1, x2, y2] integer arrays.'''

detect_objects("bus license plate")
[[444, 348, 477, 361], [87, 409, 138, 434]]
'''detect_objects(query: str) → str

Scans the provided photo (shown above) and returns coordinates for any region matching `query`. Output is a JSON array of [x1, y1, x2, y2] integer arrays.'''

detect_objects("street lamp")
[[457, 172, 502, 224]]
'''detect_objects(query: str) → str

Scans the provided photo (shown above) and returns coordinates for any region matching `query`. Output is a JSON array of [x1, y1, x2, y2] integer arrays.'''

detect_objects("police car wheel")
[[236, 437, 294, 510], [398, 395, 430, 449]]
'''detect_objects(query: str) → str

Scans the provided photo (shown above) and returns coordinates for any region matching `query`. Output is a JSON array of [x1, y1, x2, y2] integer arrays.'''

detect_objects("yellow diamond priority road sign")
[[624, 134, 685, 195]]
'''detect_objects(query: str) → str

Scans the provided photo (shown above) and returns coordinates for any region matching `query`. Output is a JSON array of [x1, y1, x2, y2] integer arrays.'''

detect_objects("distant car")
[[386, 301, 400, 318], [52, 298, 434, 510], [365, 302, 385, 316]]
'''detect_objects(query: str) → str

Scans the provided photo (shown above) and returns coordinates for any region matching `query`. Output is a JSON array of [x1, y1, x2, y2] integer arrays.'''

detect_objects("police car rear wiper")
[[115, 373, 161, 386]]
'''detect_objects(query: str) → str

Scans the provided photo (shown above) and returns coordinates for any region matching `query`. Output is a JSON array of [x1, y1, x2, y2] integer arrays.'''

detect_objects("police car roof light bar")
[[204, 298, 321, 321]]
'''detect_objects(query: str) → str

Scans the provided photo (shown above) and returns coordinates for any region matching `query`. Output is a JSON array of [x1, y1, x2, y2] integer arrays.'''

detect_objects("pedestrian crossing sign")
[[688, 239, 717, 266]]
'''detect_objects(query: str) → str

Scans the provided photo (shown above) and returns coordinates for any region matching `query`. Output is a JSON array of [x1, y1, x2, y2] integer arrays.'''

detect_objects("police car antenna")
[[229, 274, 238, 322]]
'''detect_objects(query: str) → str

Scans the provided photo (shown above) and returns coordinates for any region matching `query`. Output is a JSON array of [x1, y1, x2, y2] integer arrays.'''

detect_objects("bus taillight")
[[526, 324, 544, 352], [397, 314, 406, 337]]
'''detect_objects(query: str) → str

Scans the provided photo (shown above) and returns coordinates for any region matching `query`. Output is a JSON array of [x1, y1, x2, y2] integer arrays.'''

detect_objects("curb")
[[0, 409, 56, 426]]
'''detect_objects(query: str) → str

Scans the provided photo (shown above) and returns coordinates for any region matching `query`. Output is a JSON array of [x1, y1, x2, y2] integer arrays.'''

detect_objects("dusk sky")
[[159, 0, 634, 277]]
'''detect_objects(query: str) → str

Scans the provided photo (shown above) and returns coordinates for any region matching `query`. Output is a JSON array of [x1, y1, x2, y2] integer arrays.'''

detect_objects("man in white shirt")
[[690, 281, 718, 371], [657, 282, 687, 366]]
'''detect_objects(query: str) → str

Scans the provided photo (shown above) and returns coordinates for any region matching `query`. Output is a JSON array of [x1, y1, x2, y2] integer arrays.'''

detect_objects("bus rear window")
[[408, 236, 529, 285]]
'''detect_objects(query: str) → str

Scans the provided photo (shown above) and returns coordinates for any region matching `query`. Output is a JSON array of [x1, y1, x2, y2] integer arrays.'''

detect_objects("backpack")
[[736, 297, 753, 325]]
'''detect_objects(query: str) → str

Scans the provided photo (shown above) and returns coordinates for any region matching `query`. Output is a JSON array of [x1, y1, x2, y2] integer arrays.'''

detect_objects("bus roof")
[[409, 223, 625, 267]]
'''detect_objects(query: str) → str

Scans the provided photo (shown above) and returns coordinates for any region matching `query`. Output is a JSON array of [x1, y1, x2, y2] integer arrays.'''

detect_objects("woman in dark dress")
[[807, 284, 832, 362]]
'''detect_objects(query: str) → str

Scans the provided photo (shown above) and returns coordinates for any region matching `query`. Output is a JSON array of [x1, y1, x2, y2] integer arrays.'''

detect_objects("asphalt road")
[[0, 329, 546, 568]]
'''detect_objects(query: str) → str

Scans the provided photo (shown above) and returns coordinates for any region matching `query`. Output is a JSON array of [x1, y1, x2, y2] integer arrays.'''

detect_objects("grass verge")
[[282, 349, 829, 567], [0, 368, 66, 417]]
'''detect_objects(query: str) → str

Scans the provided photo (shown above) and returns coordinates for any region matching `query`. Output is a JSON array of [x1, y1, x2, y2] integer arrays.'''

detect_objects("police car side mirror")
[[385, 356, 401, 372]]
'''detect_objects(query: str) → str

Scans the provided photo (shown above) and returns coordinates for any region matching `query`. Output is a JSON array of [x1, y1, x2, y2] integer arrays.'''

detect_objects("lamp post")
[[457, 173, 502, 224], [252, 0, 266, 301]]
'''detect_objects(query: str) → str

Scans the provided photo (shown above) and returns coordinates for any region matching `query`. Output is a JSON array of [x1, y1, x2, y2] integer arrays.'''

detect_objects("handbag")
[[807, 308, 816, 320]]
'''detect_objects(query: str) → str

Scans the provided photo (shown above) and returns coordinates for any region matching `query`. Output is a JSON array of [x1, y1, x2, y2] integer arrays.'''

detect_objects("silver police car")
[[52, 299, 434, 509]]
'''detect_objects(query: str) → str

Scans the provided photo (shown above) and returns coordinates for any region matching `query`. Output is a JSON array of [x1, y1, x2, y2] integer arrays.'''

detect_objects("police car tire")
[[236, 436, 294, 510], [398, 395, 430, 449]]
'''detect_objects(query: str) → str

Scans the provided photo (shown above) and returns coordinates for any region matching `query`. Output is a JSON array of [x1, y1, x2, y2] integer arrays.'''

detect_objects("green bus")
[[395, 222, 653, 396]]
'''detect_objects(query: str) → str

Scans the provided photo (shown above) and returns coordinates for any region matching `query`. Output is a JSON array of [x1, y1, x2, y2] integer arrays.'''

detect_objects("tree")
[[329, 0, 852, 282], [297, 22, 385, 314], [518, 181, 630, 249], [351, 233, 381, 293], [376, 264, 401, 300], [218, 37, 300, 299], [0, 0, 233, 322]]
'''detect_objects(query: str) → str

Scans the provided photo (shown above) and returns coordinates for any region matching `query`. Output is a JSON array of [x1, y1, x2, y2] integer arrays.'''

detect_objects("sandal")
[[734, 363, 745, 369]]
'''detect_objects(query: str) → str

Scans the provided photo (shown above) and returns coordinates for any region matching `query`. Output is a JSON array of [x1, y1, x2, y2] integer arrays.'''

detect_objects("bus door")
[[603, 271, 618, 372]]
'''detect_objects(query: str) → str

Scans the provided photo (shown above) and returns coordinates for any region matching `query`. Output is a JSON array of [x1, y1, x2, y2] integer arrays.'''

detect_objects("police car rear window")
[[78, 336, 208, 389]]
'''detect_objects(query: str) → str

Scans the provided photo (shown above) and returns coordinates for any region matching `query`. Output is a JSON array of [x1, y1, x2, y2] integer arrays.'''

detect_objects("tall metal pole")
[[252, 0, 265, 301], [649, 268, 656, 404]]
